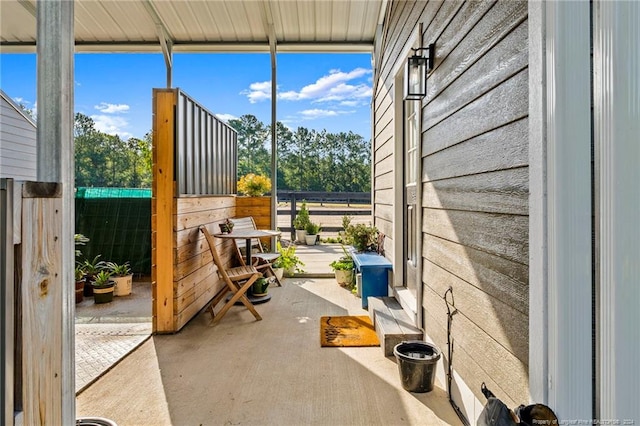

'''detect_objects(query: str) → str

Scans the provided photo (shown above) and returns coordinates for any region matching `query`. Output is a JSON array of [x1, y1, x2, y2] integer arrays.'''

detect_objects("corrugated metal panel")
[[0, 1, 36, 44], [1, 0, 382, 52], [175, 90, 237, 196]]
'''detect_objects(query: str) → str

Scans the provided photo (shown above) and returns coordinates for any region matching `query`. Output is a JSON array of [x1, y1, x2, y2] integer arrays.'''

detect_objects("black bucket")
[[76, 417, 118, 426], [393, 340, 441, 393]]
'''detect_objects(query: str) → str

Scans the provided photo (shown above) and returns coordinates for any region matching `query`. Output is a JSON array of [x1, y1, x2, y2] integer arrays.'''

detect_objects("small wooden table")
[[214, 229, 281, 265], [214, 229, 281, 304]]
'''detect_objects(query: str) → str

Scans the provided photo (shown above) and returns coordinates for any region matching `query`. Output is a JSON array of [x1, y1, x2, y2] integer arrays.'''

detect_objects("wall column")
[[529, 0, 592, 418], [35, 0, 75, 423]]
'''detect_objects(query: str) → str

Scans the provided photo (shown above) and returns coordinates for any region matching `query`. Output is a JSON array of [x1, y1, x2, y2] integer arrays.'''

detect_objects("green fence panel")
[[75, 188, 151, 275]]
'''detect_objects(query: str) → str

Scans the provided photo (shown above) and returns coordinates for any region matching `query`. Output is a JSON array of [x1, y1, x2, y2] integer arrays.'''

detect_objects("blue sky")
[[0, 52, 373, 140]]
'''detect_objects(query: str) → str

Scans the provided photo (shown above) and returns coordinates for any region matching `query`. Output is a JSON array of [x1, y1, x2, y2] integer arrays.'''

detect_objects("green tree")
[[74, 113, 152, 188], [228, 114, 270, 177]]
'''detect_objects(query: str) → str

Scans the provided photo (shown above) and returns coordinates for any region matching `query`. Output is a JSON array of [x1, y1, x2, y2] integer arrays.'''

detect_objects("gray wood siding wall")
[[0, 92, 37, 180], [372, 0, 529, 407]]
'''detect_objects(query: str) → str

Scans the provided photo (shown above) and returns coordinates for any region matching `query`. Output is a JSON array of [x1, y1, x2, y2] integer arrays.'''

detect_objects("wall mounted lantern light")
[[404, 43, 435, 101]]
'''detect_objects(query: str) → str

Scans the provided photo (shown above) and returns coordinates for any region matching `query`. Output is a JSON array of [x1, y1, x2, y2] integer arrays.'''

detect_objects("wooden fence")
[[276, 191, 371, 240]]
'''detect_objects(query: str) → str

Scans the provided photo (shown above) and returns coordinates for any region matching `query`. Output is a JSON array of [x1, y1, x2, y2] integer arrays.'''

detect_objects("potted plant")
[[330, 245, 355, 287], [293, 200, 311, 243], [74, 265, 86, 304], [91, 270, 115, 304], [75, 233, 90, 257], [251, 277, 271, 297], [273, 242, 305, 277], [78, 254, 106, 297], [330, 257, 355, 288], [105, 261, 133, 296], [345, 223, 379, 252], [304, 222, 321, 245], [219, 218, 235, 234], [237, 173, 272, 196]]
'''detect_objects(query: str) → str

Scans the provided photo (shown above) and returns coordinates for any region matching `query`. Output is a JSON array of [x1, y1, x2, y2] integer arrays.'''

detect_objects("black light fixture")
[[404, 43, 435, 101]]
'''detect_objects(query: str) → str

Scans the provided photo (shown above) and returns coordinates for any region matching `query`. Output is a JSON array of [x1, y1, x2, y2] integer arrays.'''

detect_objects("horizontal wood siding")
[[373, 0, 529, 407], [236, 196, 273, 248], [174, 196, 235, 331], [0, 93, 37, 180], [235, 196, 271, 229]]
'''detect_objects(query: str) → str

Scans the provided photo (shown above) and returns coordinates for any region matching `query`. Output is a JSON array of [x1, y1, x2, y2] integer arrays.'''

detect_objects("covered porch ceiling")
[[0, 0, 386, 53]]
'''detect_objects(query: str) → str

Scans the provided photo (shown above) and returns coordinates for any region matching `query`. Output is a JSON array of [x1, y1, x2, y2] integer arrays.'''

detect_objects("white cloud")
[[12, 97, 37, 117], [339, 100, 361, 107], [241, 67, 373, 105], [94, 102, 130, 114], [90, 114, 131, 139], [241, 81, 273, 103], [279, 68, 372, 102], [215, 113, 237, 122], [299, 109, 355, 120]]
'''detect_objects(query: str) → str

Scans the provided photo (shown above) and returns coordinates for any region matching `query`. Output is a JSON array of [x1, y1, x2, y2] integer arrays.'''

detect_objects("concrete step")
[[368, 296, 423, 357]]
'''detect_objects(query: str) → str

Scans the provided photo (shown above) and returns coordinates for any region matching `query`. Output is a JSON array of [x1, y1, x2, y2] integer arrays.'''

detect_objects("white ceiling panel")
[[0, 0, 384, 52], [0, 1, 36, 44]]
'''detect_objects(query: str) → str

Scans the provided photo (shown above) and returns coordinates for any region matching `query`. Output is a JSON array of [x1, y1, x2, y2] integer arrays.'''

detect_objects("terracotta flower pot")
[[75, 279, 85, 303]]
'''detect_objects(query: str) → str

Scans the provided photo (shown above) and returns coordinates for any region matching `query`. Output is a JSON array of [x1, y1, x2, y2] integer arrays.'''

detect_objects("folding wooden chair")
[[230, 217, 282, 286], [199, 225, 262, 324]]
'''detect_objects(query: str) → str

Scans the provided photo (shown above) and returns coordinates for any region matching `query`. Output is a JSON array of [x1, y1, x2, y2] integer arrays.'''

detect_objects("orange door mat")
[[320, 316, 380, 347]]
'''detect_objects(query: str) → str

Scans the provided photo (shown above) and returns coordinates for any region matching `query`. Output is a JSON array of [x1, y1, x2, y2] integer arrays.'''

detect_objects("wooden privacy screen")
[[152, 88, 240, 333]]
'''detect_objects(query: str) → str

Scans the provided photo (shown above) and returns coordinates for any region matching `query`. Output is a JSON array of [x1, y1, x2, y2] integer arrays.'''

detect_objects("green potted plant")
[[91, 270, 115, 304], [75, 233, 90, 258], [251, 277, 271, 297], [273, 242, 305, 277], [218, 218, 235, 234], [293, 200, 311, 243], [304, 222, 321, 245], [330, 254, 355, 288], [78, 254, 106, 297], [105, 261, 133, 296], [74, 265, 86, 304]]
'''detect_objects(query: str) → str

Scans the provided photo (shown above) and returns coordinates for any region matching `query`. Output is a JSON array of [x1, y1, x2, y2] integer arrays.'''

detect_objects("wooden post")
[[290, 193, 296, 241], [20, 183, 65, 425], [1, 179, 15, 425], [34, 0, 74, 423], [153, 89, 177, 333]]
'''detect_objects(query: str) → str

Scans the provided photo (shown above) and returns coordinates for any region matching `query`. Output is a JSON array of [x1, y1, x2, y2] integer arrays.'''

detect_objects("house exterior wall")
[[372, 0, 529, 416], [0, 90, 37, 180]]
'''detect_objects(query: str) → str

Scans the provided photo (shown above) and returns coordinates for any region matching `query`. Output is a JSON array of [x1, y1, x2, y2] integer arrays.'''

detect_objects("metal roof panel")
[[0, 0, 383, 52]]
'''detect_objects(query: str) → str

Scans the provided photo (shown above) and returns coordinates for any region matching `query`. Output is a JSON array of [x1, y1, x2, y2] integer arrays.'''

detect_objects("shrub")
[[305, 222, 321, 235], [237, 173, 271, 196], [293, 200, 311, 230], [345, 223, 378, 252]]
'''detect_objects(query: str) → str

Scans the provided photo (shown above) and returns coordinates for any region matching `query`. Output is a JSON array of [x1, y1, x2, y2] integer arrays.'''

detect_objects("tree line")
[[74, 113, 153, 188], [230, 114, 371, 193], [72, 113, 371, 193]]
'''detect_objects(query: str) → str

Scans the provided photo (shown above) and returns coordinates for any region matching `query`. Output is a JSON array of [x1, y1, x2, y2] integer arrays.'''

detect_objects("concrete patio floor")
[[76, 244, 462, 425]]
